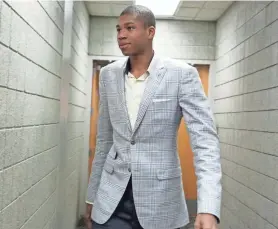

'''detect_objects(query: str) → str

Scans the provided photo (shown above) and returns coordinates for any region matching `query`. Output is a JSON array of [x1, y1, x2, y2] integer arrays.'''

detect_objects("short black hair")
[[120, 5, 156, 28]]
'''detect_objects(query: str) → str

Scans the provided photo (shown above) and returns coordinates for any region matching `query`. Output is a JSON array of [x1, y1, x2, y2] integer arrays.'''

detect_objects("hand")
[[85, 204, 93, 229], [194, 213, 218, 229]]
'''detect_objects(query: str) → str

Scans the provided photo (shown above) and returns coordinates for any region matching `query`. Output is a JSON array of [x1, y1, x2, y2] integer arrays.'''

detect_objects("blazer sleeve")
[[86, 67, 113, 204], [178, 65, 222, 222]]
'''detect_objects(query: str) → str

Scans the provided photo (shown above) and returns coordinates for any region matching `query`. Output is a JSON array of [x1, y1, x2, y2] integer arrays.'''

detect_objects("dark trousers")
[[92, 179, 143, 229]]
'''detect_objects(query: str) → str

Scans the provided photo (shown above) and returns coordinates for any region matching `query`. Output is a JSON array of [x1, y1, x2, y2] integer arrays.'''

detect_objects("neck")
[[129, 49, 154, 78]]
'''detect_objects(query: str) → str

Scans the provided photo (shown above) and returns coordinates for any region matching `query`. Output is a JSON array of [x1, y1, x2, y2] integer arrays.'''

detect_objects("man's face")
[[116, 14, 155, 56]]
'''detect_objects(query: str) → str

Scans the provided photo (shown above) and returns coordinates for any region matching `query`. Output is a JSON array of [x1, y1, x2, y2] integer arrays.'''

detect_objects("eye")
[[127, 26, 135, 31]]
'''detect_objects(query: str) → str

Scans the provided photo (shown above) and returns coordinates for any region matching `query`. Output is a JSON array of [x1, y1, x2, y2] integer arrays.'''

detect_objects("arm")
[[86, 67, 113, 205], [178, 65, 222, 222]]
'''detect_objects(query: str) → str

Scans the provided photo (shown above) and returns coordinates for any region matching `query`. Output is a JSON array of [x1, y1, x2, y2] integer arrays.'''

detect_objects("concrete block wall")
[[213, 1, 278, 228], [63, 1, 89, 229], [0, 1, 90, 229], [89, 16, 216, 60], [0, 1, 63, 229]]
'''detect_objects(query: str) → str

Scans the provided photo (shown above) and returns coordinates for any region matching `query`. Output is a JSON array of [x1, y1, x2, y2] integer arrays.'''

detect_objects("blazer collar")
[[121, 52, 163, 76]]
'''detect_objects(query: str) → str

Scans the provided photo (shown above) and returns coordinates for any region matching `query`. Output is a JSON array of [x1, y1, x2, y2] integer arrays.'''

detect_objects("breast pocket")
[[149, 97, 178, 122], [151, 96, 178, 110]]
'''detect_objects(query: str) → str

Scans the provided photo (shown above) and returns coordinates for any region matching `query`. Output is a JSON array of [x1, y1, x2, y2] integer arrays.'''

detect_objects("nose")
[[117, 30, 127, 40]]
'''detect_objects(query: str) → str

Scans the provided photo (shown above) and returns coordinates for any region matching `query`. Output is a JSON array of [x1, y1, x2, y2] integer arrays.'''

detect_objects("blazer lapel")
[[116, 59, 132, 133], [132, 57, 167, 135]]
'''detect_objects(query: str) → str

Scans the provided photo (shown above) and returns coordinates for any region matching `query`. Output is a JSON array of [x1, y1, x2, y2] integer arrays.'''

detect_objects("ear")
[[147, 26, 155, 39]]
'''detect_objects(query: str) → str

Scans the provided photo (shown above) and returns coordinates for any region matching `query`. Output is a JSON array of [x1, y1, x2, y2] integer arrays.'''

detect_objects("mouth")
[[119, 43, 130, 49]]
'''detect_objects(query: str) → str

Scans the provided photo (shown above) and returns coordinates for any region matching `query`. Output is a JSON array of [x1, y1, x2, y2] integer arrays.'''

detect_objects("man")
[[85, 5, 222, 229]]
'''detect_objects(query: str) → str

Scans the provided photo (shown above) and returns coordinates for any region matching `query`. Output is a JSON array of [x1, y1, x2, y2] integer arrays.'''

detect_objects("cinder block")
[[0, 2, 12, 46], [12, 161, 28, 201], [216, 109, 278, 133], [69, 86, 85, 107], [17, 169, 57, 228], [43, 213, 56, 229], [221, 205, 249, 229], [4, 128, 24, 168], [218, 128, 278, 157], [243, 64, 278, 94], [25, 62, 43, 96], [0, 171, 3, 211], [269, 19, 278, 45], [222, 158, 278, 204], [43, 124, 59, 151], [223, 175, 278, 227], [67, 122, 83, 140], [38, 0, 64, 32], [215, 64, 278, 100], [44, 73, 60, 99], [0, 88, 7, 128], [244, 9, 266, 41], [9, 0, 63, 54], [68, 137, 83, 159], [68, 105, 84, 122], [8, 52, 27, 91], [222, 190, 276, 229], [23, 94, 41, 125], [221, 142, 278, 183], [0, 130, 5, 171], [103, 28, 116, 43], [0, 45, 11, 88], [43, 99, 60, 124], [71, 69, 85, 93], [266, 1, 278, 25], [102, 41, 120, 56], [57, 1, 64, 11], [244, 43, 278, 77], [2, 167, 14, 209], [21, 191, 57, 229], [6, 89, 25, 127], [1, 196, 18, 229], [236, 2, 247, 29], [245, 1, 270, 23], [235, 22, 246, 45], [216, 33, 237, 59], [74, 2, 89, 37], [10, 11, 28, 56]]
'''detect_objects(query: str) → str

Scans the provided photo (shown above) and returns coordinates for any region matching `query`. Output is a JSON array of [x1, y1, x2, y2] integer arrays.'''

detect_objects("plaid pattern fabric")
[[86, 55, 222, 229]]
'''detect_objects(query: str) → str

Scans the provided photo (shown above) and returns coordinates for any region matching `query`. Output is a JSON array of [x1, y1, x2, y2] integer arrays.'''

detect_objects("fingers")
[[86, 219, 93, 229], [194, 220, 216, 229], [194, 216, 201, 229]]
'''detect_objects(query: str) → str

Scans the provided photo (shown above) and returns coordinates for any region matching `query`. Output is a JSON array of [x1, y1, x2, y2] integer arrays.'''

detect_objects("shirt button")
[[130, 140, 135, 145]]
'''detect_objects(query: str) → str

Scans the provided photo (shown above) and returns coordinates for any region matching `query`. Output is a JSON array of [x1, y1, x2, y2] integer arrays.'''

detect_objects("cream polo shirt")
[[125, 71, 149, 129]]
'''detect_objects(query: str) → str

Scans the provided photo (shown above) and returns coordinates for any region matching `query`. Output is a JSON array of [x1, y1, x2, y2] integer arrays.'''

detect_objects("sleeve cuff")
[[197, 198, 221, 223], [86, 200, 94, 205]]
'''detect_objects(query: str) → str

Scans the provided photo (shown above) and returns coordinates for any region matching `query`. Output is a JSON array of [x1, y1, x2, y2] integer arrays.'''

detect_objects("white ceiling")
[[85, 1, 233, 21]]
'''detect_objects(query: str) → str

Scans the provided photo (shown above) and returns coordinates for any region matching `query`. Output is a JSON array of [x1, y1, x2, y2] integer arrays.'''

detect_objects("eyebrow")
[[116, 22, 135, 28]]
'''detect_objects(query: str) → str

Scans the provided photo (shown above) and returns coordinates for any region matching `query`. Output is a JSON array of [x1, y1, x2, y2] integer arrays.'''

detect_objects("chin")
[[121, 50, 132, 56]]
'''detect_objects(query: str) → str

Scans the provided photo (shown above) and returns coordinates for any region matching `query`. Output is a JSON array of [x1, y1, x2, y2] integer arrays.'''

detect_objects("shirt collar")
[[127, 71, 149, 81], [123, 51, 160, 77]]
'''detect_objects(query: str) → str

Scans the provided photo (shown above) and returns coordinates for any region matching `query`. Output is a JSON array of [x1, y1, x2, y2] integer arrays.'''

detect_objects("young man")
[[85, 5, 222, 229]]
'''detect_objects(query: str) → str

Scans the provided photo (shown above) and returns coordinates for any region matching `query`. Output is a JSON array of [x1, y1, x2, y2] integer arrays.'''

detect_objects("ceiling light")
[[135, 0, 180, 16]]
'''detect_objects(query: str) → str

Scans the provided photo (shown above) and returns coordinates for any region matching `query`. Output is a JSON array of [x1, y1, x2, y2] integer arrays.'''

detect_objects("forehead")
[[117, 14, 144, 27]]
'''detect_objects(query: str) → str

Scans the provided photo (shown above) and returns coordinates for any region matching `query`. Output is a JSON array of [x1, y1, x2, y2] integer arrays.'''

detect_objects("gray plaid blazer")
[[86, 55, 222, 229]]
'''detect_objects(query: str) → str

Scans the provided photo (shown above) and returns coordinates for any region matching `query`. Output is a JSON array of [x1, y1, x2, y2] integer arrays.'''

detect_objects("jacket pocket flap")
[[108, 149, 117, 159], [157, 167, 181, 180], [104, 162, 114, 174]]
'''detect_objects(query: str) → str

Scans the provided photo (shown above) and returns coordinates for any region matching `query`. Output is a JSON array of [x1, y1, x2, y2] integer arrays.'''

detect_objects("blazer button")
[[128, 168, 131, 172], [130, 140, 135, 145]]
